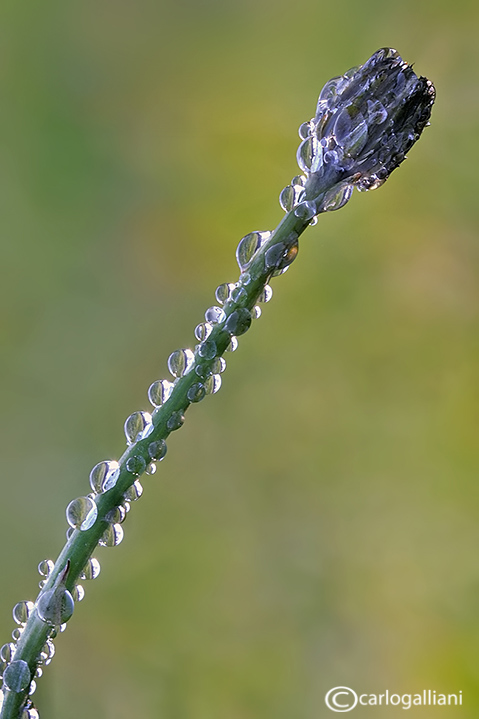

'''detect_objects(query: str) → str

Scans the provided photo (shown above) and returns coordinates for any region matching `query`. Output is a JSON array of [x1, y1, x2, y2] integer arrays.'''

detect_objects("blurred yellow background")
[[1, 0, 478, 717]]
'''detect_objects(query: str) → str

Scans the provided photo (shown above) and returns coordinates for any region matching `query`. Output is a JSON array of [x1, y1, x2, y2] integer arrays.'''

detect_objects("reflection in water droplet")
[[148, 439, 167, 461], [230, 285, 247, 303], [126, 455, 146, 476], [37, 589, 74, 627], [105, 505, 127, 524], [198, 339, 217, 360], [236, 232, 262, 271], [148, 379, 173, 407], [343, 119, 368, 156], [23, 705, 40, 719], [204, 306, 225, 324], [187, 383, 206, 403], [89, 460, 120, 494], [12, 602, 34, 626], [40, 639, 55, 664], [72, 585, 85, 602], [252, 306, 262, 319], [296, 137, 316, 173], [215, 283, 234, 304], [80, 558, 101, 580], [259, 285, 273, 303], [294, 201, 316, 221], [146, 462, 157, 475], [265, 239, 299, 271], [66, 497, 97, 531], [38, 560, 54, 578], [168, 349, 195, 378], [167, 411, 185, 431], [123, 479, 143, 502], [205, 374, 222, 395], [99, 523, 124, 547], [2, 660, 31, 693], [194, 323, 213, 341], [225, 337, 238, 352], [0, 643, 15, 663], [211, 357, 226, 374], [124, 411, 154, 445], [224, 308, 252, 336], [322, 184, 353, 212]]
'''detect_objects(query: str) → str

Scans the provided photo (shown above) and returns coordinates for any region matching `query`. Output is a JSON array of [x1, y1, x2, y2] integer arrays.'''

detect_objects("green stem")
[[0, 208, 310, 719]]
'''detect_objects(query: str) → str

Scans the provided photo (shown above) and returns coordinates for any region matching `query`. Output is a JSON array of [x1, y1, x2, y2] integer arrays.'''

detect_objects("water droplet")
[[187, 382, 206, 403], [167, 411, 184, 431], [148, 439, 167, 461], [124, 411, 154, 445], [38, 560, 54, 578], [89, 460, 120, 494], [72, 585, 85, 602], [105, 505, 127, 523], [215, 283, 234, 304], [367, 99, 388, 125], [168, 349, 195, 377], [12, 602, 34, 626], [198, 339, 217, 360], [148, 379, 173, 407], [211, 357, 226, 374], [292, 175, 306, 187], [23, 705, 40, 719], [236, 232, 262, 271], [123, 479, 143, 502], [264, 238, 299, 271], [37, 589, 74, 627], [66, 497, 97, 531], [293, 201, 316, 221], [317, 75, 343, 107], [225, 337, 238, 352], [296, 137, 316, 172], [259, 285, 273, 303], [194, 322, 213, 341], [298, 121, 311, 140], [146, 462, 157, 475], [35, 667, 43, 678], [0, 643, 15, 663], [239, 272, 251, 285], [322, 183, 353, 211], [40, 639, 55, 663], [205, 374, 222, 395], [126, 455, 146, 475], [65, 528, 75, 541], [80, 558, 101, 580], [204, 306, 225, 324], [195, 363, 211, 379], [333, 108, 352, 144], [2, 660, 31, 693], [343, 119, 368, 157], [279, 185, 295, 212], [12, 628, 22, 642], [224, 308, 252, 336], [230, 285, 247, 303], [99, 523, 124, 547], [252, 306, 262, 319]]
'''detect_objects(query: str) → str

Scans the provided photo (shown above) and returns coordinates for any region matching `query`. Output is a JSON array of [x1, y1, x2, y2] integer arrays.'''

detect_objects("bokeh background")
[[1, 0, 478, 717]]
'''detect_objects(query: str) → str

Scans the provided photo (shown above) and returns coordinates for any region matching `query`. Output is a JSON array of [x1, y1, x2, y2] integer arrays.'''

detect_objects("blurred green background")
[[1, 0, 478, 717]]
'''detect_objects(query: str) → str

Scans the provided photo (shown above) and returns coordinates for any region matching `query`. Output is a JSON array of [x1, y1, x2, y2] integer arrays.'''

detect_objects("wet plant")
[[0, 48, 435, 719]]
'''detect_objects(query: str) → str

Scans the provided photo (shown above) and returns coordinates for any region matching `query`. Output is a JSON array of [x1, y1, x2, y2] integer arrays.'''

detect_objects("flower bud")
[[296, 48, 435, 215]]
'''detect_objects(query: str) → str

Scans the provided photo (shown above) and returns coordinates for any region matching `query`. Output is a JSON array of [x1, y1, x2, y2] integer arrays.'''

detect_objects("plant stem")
[[0, 208, 310, 719]]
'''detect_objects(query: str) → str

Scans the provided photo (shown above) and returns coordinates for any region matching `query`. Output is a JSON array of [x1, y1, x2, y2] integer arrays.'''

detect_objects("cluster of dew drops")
[[0, 218, 308, 717]]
